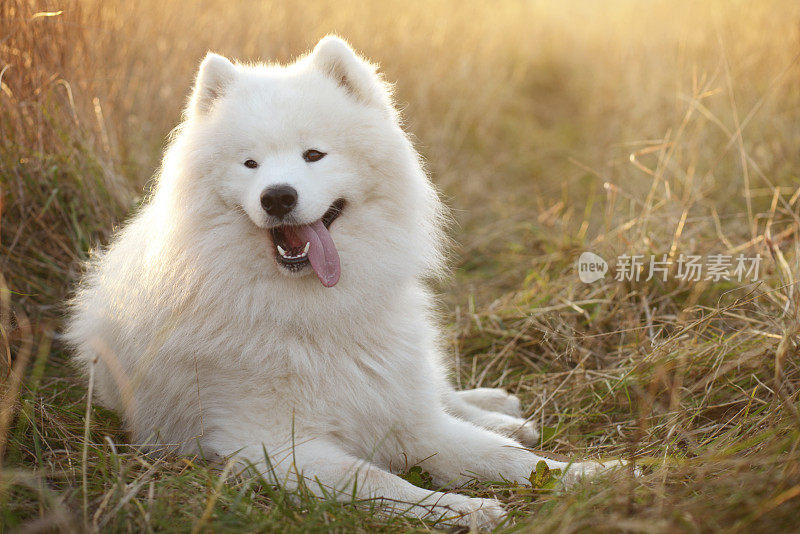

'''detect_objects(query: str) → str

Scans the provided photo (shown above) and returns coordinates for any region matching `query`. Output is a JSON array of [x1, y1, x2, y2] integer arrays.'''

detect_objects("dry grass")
[[2, 0, 800, 531]]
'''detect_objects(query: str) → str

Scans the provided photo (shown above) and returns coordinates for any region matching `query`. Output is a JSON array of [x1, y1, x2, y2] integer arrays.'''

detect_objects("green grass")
[[3, 0, 800, 532]]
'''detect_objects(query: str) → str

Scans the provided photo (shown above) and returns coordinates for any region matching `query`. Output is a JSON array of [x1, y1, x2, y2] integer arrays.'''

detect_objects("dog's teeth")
[[277, 243, 310, 261]]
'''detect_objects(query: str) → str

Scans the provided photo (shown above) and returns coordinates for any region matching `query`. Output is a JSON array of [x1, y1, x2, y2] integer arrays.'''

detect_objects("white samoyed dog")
[[66, 36, 627, 528]]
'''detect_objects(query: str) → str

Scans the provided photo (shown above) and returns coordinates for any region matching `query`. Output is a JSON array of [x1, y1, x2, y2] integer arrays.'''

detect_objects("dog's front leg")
[[228, 437, 507, 529], [408, 413, 622, 488]]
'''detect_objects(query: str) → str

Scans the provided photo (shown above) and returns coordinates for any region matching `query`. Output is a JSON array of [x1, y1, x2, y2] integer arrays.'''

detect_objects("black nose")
[[260, 185, 297, 218]]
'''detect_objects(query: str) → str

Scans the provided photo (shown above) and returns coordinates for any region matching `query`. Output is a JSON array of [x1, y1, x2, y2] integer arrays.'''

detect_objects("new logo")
[[577, 251, 608, 283]]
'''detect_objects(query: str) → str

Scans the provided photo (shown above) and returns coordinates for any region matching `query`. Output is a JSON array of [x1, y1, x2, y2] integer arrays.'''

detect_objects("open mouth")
[[268, 198, 346, 287]]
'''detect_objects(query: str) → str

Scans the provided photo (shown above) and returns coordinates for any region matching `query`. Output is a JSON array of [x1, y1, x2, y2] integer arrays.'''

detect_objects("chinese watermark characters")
[[577, 252, 761, 283]]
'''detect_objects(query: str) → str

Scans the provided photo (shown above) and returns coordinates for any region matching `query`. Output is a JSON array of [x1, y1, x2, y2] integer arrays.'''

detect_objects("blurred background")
[[2, 0, 800, 531]]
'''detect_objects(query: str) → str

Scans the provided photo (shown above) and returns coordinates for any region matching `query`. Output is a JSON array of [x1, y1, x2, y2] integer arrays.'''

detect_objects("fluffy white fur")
[[65, 36, 625, 529]]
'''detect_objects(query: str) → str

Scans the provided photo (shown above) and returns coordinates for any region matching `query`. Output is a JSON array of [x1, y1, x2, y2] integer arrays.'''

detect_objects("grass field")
[[2, 0, 800, 531]]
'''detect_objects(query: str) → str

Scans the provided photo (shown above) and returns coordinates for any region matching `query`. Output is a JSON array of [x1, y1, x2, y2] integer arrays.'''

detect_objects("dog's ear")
[[309, 36, 390, 109], [189, 52, 237, 116]]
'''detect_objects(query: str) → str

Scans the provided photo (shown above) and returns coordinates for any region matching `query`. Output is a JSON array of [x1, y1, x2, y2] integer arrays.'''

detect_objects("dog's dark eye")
[[303, 149, 326, 163], [244, 159, 259, 169]]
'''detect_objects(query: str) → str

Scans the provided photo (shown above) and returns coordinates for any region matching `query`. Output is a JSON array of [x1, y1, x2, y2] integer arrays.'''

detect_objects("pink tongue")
[[285, 220, 340, 287]]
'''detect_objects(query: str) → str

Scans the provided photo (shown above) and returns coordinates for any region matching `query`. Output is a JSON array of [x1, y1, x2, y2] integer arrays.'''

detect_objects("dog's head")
[[172, 36, 444, 289]]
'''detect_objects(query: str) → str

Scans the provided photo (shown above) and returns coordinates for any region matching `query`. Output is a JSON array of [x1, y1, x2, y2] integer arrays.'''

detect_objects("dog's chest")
[[264, 326, 440, 436]]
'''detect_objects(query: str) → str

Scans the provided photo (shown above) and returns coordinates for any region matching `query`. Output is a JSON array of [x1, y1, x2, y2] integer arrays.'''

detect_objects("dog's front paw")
[[438, 495, 507, 530], [559, 459, 635, 489]]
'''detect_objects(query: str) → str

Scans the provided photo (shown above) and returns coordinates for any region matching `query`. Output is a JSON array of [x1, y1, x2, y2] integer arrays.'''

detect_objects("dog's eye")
[[303, 149, 326, 163], [244, 159, 259, 169]]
